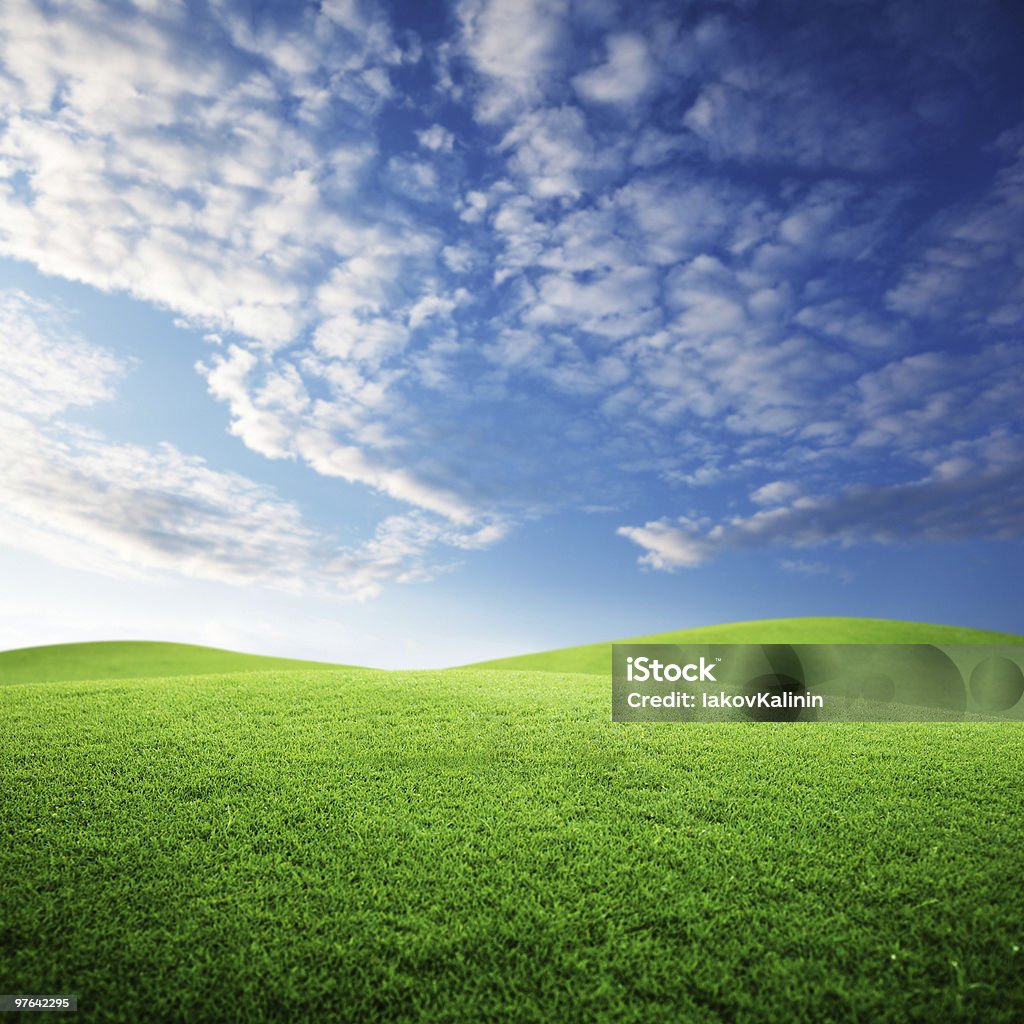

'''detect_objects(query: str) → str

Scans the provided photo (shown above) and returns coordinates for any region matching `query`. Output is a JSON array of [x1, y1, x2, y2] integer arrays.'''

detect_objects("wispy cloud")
[[620, 435, 1024, 569], [0, 290, 126, 414], [0, 292, 497, 597], [779, 559, 831, 576], [887, 129, 1024, 328]]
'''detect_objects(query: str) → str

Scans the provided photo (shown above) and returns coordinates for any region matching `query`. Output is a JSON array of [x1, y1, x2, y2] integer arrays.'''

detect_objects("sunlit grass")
[[2, 667, 1022, 1022]]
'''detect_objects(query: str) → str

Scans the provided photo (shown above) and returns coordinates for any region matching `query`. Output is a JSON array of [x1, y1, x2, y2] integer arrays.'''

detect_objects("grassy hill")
[[0, 640, 347, 685], [3, 618, 1022, 685], [464, 616, 1024, 674]]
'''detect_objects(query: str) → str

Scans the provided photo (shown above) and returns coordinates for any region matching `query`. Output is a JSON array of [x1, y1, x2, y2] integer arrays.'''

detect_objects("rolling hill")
[[463, 616, 1024, 674], [3, 618, 1023, 685], [0, 640, 347, 685]]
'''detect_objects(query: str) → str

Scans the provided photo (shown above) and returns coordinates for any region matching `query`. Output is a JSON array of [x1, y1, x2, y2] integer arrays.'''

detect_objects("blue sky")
[[0, 0, 1022, 667]]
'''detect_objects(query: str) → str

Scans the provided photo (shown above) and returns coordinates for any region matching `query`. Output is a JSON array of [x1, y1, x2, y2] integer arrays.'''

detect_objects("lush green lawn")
[[2, 666, 1022, 1023], [0, 641, 347, 685], [465, 617, 1024, 674]]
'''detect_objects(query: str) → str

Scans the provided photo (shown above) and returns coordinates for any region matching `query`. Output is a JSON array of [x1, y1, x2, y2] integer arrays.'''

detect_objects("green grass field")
[[2, 619, 1023, 1022]]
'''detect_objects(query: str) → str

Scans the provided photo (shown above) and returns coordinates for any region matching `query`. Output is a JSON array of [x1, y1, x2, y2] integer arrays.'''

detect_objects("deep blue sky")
[[0, 0, 1022, 665]]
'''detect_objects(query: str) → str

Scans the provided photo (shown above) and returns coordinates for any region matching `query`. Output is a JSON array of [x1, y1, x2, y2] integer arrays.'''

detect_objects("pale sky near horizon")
[[0, 0, 1022, 667]]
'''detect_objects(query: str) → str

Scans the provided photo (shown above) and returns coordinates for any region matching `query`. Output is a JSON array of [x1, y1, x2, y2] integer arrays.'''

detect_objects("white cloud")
[[573, 33, 653, 105], [408, 294, 458, 330], [196, 345, 478, 524], [0, 416, 319, 589], [795, 300, 903, 351], [500, 106, 595, 199], [886, 128, 1024, 326], [620, 439, 1024, 569], [441, 243, 475, 273], [294, 428, 477, 525], [417, 124, 455, 152], [616, 519, 712, 570], [525, 265, 658, 338], [0, 293, 502, 599], [615, 175, 740, 265], [387, 156, 441, 200], [751, 480, 799, 506], [0, 291, 330, 589], [849, 343, 1022, 452], [0, 0, 421, 354], [198, 345, 301, 460], [324, 511, 511, 600], [0, 290, 126, 414], [0, 0, 1020, 599], [0, 413, 492, 601], [457, 0, 568, 121]]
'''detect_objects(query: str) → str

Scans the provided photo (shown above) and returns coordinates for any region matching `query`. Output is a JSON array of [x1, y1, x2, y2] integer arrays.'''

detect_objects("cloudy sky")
[[1, 0, 1022, 666]]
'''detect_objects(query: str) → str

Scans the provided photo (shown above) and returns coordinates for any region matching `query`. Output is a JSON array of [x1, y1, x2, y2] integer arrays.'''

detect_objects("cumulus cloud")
[[573, 33, 653, 105], [0, 413, 491, 599], [849, 343, 1023, 452], [0, 291, 321, 588], [456, 0, 568, 121], [616, 518, 713, 570], [500, 105, 596, 199], [0, 0, 1021, 595], [0, 0, 500, 533], [417, 124, 455, 152]]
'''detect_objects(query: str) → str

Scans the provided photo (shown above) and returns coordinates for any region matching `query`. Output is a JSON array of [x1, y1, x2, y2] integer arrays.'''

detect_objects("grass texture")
[[2, 665, 1022, 1023]]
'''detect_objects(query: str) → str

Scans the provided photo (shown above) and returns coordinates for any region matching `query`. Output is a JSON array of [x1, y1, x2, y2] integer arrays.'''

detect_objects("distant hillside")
[[0, 640, 348, 685], [463, 617, 1024, 675], [5, 619, 1022, 684]]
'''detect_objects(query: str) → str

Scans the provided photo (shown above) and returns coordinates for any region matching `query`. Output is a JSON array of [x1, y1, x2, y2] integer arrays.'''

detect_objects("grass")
[[465, 617, 1024, 674], [0, 641, 347, 685], [2, 663, 1023, 1022]]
